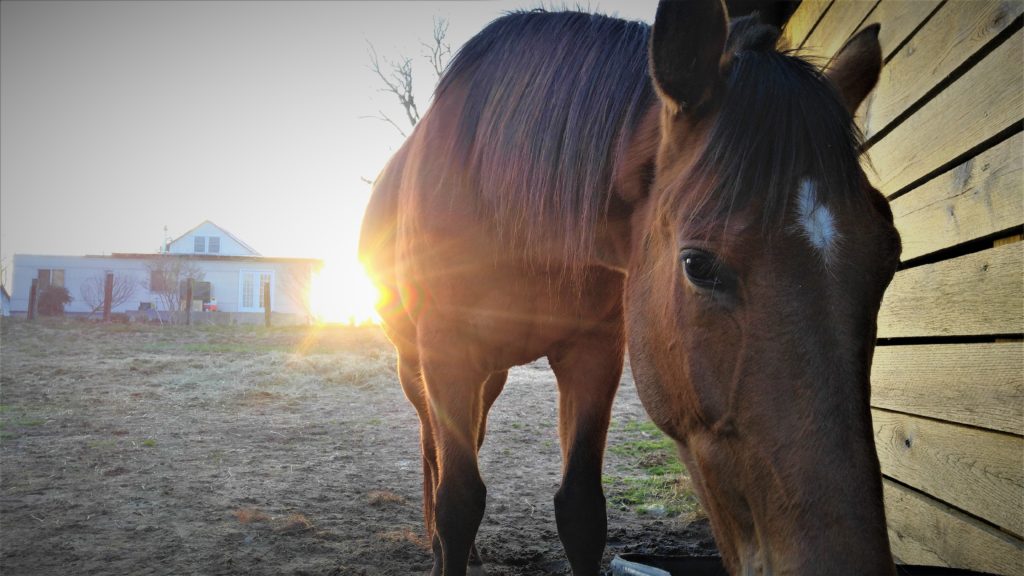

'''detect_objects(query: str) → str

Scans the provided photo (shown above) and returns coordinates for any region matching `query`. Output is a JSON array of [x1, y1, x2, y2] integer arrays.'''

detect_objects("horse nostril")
[[904, 438, 912, 449]]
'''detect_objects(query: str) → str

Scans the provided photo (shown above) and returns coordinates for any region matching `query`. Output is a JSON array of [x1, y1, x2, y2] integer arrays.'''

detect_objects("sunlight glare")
[[310, 258, 380, 325]]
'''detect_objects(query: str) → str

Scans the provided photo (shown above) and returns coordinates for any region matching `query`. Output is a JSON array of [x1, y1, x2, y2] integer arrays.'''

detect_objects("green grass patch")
[[603, 474, 700, 517], [0, 414, 46, 429], [604, 418, 700, 519], [87, 439, 119, 450], [141, 438, 157, 447]]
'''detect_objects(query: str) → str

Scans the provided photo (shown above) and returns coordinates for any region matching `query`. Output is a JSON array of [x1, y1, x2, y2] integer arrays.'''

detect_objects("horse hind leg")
[[477, 370, 508, 450], [549, 329, 625, 576], [396, 356, 440, 548], [419, 347, 492, 576], [465, 370, 508, 572]]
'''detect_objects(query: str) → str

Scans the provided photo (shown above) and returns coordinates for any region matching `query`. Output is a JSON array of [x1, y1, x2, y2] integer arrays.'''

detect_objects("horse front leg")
[[549, 327, 625, 575], [419, 345, 490, 576]]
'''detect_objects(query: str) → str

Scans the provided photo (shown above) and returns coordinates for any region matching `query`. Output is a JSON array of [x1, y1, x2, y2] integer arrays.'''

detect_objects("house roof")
[[167, 220, 261, 255], [17, 252, 322, 270], [108, 253, 323, 267]]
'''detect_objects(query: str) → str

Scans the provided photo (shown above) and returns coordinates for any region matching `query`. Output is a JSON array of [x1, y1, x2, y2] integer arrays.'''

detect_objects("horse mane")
[[434, 10, 655, 273], [673, 16, 868, 238]]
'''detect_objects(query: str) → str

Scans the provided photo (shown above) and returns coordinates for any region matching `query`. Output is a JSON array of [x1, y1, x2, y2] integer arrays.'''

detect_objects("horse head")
[[622, 1, 901, 573]]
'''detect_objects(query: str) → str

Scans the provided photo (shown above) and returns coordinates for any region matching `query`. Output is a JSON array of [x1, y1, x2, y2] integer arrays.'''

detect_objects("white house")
[[10, 221, 322, 324]]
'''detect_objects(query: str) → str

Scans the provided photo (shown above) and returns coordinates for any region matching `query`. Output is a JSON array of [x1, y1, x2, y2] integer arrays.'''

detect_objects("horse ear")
[[825, 25, 882, 115], [649, 0, 729, 115]]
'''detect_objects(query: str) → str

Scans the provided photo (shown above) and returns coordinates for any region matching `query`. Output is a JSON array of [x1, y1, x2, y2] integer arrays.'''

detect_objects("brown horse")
[[359, 1, 901, 574]]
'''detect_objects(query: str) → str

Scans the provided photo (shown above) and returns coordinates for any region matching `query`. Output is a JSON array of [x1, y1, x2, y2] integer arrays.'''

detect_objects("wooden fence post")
[[27, 279, 37, 321], [185, 278, 193, 326], [102, 273, 113, 322], [263, 279, 271, 327]]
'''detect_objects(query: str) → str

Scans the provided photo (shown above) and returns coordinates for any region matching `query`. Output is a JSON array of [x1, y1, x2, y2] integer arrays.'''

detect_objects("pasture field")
[[0, 319, 713, 575]]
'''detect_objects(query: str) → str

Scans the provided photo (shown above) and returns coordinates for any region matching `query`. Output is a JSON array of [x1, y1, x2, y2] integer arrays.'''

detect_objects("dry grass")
[[279, 513, 314, 532], [367, 490, 406, 506], [233, 508, 271, 524], [378, 528, 430, 549], [234, 508, 315, 533]]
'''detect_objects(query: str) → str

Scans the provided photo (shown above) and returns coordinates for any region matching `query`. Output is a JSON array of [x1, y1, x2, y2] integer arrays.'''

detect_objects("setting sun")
[[309, 257, 380, 325]]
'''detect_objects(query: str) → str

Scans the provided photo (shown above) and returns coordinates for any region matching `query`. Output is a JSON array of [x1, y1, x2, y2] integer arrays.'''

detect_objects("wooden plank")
[[889, 133, 1023, 261], [861, 0, 1023, 141], [866, 29, 1023, 199], [884, 479, 1024, 575], [873, 409, 1023, 536], [877, 242, 1023, 338], [801, 0, 880, 61], [780, 0, 832, 50], [861, 0, 941, 61], [871, 342, 1024, 435], [995, 234, 1023, 247], [855, 0, 942, 132]]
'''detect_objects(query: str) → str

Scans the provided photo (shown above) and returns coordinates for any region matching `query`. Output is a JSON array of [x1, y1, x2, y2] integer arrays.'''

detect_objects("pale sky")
[[0, 0, 657, 286]]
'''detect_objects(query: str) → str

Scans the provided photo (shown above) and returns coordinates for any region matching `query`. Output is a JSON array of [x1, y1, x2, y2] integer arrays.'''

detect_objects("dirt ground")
[[0, 319, 716, 575]]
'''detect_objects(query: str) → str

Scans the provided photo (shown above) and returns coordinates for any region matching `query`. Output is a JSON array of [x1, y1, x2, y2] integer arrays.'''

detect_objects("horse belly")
[[397, 232, 624, 371]]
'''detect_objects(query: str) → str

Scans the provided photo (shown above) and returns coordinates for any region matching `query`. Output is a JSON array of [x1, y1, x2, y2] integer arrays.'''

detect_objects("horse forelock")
[[433, 10, 655, 278]]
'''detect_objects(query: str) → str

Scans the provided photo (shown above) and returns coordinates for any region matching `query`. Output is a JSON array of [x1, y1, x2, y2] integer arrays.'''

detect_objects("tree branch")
[[366, 41, 420, 133], [421, 17, 451, 81], [358, 112, 407, 138], [364, 19, 449, 137]]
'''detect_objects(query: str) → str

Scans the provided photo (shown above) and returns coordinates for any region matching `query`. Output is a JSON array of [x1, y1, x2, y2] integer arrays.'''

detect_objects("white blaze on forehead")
[[796, 178, 839, 261]]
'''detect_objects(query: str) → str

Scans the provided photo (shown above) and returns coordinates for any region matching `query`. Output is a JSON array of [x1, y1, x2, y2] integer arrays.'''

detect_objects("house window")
[[37, 269, 65, 289], [149, 270, 168, 292], [239, 270, 272, 311], [178, 280, 212, 302], [208, 237, 220, 254], [194, 236, 206, 253]]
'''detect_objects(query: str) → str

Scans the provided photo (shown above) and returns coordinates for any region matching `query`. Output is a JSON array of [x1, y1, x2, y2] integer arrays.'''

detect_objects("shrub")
[[37, 286, 72, 316]]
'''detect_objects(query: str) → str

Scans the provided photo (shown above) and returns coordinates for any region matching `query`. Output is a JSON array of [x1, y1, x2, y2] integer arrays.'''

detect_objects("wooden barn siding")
[[784, 1, 1024, 573], [871, 343, 1022, 435], [889, 133, 1021, 263]]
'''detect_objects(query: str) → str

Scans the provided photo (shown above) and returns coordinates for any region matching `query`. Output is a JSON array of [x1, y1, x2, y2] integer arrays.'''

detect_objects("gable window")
[[194, 236, 206, 253], [208, 236, 220, 254], [239, 270, 273, 312], [37, 269, 65, 289]]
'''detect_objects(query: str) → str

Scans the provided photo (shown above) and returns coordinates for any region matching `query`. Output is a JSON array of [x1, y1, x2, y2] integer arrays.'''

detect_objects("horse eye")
[[680, 249, 727, 291]]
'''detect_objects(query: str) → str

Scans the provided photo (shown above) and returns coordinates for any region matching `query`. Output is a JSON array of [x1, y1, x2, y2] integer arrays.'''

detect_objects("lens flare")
[[309, 258, 380, 325]]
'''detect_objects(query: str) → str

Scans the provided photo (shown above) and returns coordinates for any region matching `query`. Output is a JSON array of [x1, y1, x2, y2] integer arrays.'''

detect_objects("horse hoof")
[[467, 565, 487, 576]]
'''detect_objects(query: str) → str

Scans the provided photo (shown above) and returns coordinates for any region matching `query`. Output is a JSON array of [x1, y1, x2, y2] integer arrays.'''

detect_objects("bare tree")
[[366, 45, 418, 137], [364, 17, 451, 137], [421, 17, 451, 83], [144, 256, 205, 321], [80, 271, 139, 318]]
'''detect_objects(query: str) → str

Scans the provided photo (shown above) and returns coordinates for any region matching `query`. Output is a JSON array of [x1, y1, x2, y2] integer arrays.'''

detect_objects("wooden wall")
[[783, 1, 1023, 574]]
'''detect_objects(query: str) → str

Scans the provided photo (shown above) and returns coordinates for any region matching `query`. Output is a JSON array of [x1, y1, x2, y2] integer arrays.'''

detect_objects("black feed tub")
[[611, 554, 1001, 576]]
